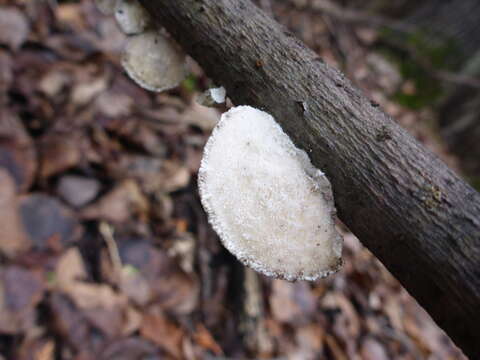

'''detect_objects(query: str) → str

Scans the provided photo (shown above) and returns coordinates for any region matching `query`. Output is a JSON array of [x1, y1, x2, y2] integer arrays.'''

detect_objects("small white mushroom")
[[114, 0, 151, 35], [198, 106, 343, 281], [121, 30, 187, 92], [95, 0, 116, 16], [197, 86, 227, 107]]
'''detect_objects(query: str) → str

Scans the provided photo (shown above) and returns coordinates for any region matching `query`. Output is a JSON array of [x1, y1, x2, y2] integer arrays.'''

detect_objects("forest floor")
[[0, 0, 469, 359]]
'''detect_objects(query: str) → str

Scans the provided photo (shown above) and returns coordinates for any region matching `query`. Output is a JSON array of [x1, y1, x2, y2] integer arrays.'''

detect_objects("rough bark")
[[140, 0, 480, 357]]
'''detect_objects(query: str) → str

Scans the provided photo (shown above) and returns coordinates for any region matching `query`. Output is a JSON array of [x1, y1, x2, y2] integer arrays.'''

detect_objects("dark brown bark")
[[140, 0, 480, 357]]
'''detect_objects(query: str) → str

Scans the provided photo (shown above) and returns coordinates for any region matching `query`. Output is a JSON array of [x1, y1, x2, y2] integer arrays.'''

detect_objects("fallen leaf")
[[38, 135, 82, 179], [100, 337, 159, 360], [116, 237, 199, 314], [56, 175, 101, 208], [55, 247, 88, 292], [360, 337, 389, 360], [141, 312, 184, 359], [0, 110, 37, 192], [81, 180, 149, 223], [49, 293, 92, 353], [34, 339, 55, 360], [193, 324, 223, 355], [0, 169, 30, 257], [270, 280, 316, 325], [38, 70, 72, 99], [71, 77, 108, 106], [19, 194, 81, 251], [0, 266, 45, 334], [0, 6, 29, 50]]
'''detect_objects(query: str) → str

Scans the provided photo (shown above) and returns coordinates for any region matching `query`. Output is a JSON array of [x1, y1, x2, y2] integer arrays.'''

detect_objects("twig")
[[99, 221, 123, 284]]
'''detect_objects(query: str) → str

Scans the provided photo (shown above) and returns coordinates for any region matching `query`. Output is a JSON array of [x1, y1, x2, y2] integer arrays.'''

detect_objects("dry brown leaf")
[[323, 293, 361, 339], [100, 337, 159, 360], [49, 293, 92, 352], [295, 324, 324, 358], [19, 194, 81, 251], [81, 180, 149, 223], [55, 247, 88, 292], [34, 340, 55, 360], [56, 4, 85, 30], [112, 237, 199, 315], [141, 312, 184, 359], [55, 247, 136, 338], [270, 280, 316, 325], [193, 324, 223, 355], [38, 70, 71, 98], [0, 169, 30, 257], [325, 334, 348, 360], [38, 135, 82, 179], [0, 266, 45, 334], [119, 265, 152, 306], [360, 337, 389, 360], [0, 6, 29, 50], [71, 77, 108, 106], [0, 110, 37, 192], [56, 175, 101, 208], [0, 50, 13, 95]]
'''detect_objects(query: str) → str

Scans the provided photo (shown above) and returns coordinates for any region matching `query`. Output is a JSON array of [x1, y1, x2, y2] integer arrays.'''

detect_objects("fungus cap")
[[197, 86, 227, 107], [114, 0, 151, 35], [199, 106, 343, 281], [121, 30, 187, 92]]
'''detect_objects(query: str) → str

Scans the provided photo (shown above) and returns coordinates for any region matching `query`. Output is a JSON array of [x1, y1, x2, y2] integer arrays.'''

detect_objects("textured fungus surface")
[[121, 30, 186, 92], [114, 0, 151, 35], [199, 106, 343, 281]]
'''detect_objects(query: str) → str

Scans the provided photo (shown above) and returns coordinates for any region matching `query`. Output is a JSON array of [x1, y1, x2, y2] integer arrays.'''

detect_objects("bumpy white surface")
[[121, 31, 186, 92], [198, 106, 343, 281], [114, 0, 150, 35]]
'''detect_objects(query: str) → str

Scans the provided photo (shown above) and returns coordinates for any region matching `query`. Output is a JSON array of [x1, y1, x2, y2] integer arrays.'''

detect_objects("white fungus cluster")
[[199, 106, 343, 281], [95, 0, 187, 92]]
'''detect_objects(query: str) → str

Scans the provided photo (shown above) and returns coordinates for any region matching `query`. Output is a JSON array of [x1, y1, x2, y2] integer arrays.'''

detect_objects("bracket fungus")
[[199, 106, 343, 281], [121, 30, 187, 92], [114, 0, 151, 35], [197, 86, 227, 107]]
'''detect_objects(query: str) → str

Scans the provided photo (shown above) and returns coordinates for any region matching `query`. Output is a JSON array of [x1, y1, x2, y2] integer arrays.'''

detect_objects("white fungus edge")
[[198, 106, 343, 282]]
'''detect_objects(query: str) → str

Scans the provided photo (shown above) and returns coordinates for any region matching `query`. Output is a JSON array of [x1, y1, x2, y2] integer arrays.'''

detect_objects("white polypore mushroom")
[[114, 0, 151, 35], [197, 86, 227, 107], [121, 30, 187, 92], [199, 106, 343, 281]]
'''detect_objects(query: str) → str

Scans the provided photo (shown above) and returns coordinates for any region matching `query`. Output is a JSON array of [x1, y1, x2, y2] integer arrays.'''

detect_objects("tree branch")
[[140, 0, 480, 357]]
